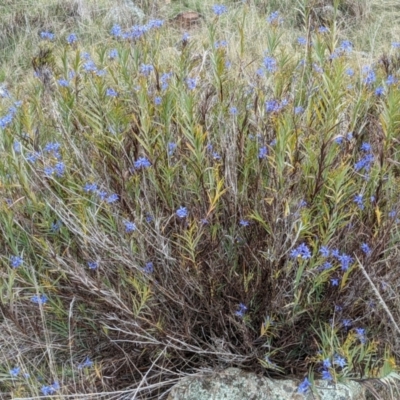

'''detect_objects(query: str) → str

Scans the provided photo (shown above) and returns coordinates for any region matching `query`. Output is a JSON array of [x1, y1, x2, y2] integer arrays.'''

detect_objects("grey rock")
[[167, 368, 365, 400]]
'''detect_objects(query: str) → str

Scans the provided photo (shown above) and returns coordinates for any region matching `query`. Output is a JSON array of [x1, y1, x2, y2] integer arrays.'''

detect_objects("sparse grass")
[[2, 1, 400, 399]]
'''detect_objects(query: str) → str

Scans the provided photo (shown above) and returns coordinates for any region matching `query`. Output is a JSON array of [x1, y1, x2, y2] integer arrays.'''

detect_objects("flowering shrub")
[[1, 1, 400, 398]]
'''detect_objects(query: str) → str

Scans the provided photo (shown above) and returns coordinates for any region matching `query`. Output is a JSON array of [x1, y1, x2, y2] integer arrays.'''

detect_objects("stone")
[[172, 11, 202, 30], [167, 368, 366, 400]]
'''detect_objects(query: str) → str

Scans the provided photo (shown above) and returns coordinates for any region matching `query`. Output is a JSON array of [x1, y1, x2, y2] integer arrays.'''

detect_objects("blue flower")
[[51, 220, 62, 232], [355, 327, 367, 344], [354, 194, 364, 210], [58, 78, 69, 87], [109, 49, 118, 59], [154, 96, 162, 105], [96, 190, 107, 201], [290, 243, 312, 259], [168, 142, 177, 156], [322, 358, 331, 369], [124, 221, 136, 233], [318, 26, 329, 33], [212, 4, 228, 16], [182, 32, 190, 43], [229, 107, 238, 115], [321, 369, 333, 381], [354, 153, 374, 172], [263, 56, 277, 73], [297, 377, 311, 394], [140, 64, 154, 76], [267, 11, 282, 24], [134, 157, 151, 169], [186, 77, 197, 90], [147, 19, 164, 29], [215, 40, 228, 48], [360, 142, 371, 152], [10, 255, 23, 268], [392, 42, 400, 48], [313, 63, 323, 74], [44, 166, 55, 177], [265, 99, 281, 113], [386, 75, 397, 86], [338, 253, 353, 271], [355, 327, 365, 336], [44, 142, 61, 154], [41, 382, 59, 396], [339, 40, 353, 53], [84, 183, 98, 192], [375, 86, 384, 96], [161, 72, 173, 90], [10, 366, 20, 377], [342, 318, 352, 328], [212, 152, 222, 161], [239, 219, 249, 227], [331, 249, 340, 258], [176, 206, 188, 218], [83, 59, 97, 73], [41, 386, 52, 396], [12, 140, 21, 153], [54, 162, 65, 177], [319, 246, 330, 257], [143, 262, 154, 274], [362, 66, 376, 85], [294, 106, 304, 114], [78, 356, 93, 369], [40, 31, 55, 41], [298, 199, 307, 208], [67, 33, 77, 44], [333, 355, 347, 368], [331, 278, 339, 286], [111, 24, 122, 37], [31, 294, 48, 304], [235, 303, 247, 318], [26, 152, 39, 163], [256, 67, 264, 77], [346, 68, 354, 76], [106, 194, 119, 203], [87, 261, 98, 270], [106, 88, 118, 97], [258, 146, 268, 159], [297, 37, 307, 46], [322, 261, 332, 270], [361, 243, 371, 256]]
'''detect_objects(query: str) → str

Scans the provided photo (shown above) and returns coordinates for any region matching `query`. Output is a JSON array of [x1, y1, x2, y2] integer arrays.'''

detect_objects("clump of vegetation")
[[2, 1, 400, 399]]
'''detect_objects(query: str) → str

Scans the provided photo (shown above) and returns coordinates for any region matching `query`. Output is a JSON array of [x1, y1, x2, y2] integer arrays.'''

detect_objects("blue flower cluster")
[[10, 255, 23, 268], [290, 243, 312, 259], [41, 381, 60, 396], [297, 377, 311, 394], [83, 182, 118, 203], [78, 356, 93, 369], [265, 98, 288, 113], [319, 246, 354, 272], [212, 4, 228, 16], [235, 303, 247, 318], [31, 294, 48, 304], [0, 104, 19, 129], [354, 143, 374, 172], [110, 19, 164, 40]]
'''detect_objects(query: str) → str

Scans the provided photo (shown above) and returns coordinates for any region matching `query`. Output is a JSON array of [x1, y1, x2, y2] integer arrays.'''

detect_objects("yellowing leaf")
[[375, 206, 382, 227]]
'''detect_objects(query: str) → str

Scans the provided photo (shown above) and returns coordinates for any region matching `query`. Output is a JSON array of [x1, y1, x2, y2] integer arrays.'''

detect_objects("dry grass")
[[2, 1, 400, 399]]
